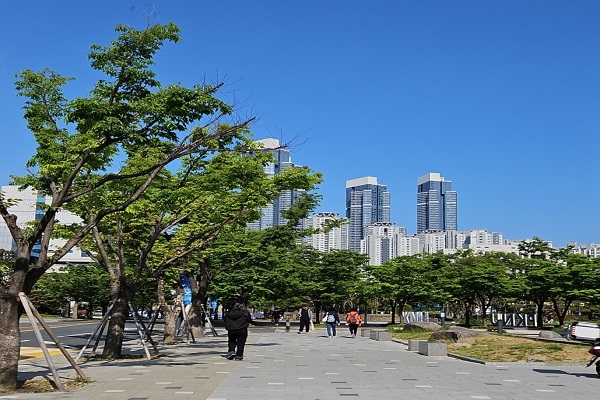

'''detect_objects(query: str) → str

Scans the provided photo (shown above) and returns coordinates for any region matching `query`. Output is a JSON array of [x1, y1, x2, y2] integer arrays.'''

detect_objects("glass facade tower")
[[345, 176, 391, 253], [247, 138, 303, 230], [416, 172, 457, 233]]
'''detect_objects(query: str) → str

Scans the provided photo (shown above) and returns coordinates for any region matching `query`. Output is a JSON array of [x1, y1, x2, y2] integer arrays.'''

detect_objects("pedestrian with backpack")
[[323, 307, 340, 338], [345, 308, 362, 338]]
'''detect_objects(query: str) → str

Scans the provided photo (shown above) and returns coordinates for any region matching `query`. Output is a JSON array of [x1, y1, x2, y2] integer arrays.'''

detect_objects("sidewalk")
[[12, 326, 600, 399]]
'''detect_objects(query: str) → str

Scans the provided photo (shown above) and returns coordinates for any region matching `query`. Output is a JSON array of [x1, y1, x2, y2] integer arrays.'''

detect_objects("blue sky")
[[1, 1, 599, 247]]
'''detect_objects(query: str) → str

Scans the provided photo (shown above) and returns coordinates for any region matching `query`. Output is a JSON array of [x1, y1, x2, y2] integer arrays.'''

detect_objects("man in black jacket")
[[224, 303, 252, 361]]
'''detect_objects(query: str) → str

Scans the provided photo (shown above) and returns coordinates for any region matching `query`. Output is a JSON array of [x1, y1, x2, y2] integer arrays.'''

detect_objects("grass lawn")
[[391, 330, 593, 363]]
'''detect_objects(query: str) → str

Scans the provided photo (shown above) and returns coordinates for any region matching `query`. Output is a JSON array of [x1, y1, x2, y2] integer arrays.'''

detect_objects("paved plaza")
[[10, 326, 600, 399]]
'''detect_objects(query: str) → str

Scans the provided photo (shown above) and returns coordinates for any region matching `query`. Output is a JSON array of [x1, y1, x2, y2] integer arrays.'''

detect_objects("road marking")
[[19, 347, 67, 360]]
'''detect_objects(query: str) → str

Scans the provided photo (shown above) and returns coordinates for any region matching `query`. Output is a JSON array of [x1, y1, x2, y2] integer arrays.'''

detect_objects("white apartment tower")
[[360, 222, 413, 265], [306, 212, 349, 251]]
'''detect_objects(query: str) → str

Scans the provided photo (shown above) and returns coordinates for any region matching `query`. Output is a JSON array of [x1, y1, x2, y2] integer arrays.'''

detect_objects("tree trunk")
[[160, 304, 180, 344], [390, 300, 397, 325], [156, 276, 180, 344], [478, 298, 488, 327], [101, 291, 130, 360], [551, 298, 572, 326], [464, 303, 472, 327], [397, 301, 406, 324], [0, 296, 21, 391], [188, 303, 206, 339], [535, 300, 545, 328], [187, 274, 207, 338]]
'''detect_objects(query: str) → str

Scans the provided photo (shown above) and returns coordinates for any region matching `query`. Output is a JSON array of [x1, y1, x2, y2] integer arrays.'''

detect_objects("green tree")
[[519, 257, 555, 327], [545, 254, 592, 326], [454, 252, 515, 327], [209, 188, 323, 311], [366, 255, 440, 324], [308, 249, 367, 318], [518, 237, 555, 259], [0, 249, 15, 278], [30, 264, 110, 316], [577, 256, 600, 306], [0, 22, 252, 388]]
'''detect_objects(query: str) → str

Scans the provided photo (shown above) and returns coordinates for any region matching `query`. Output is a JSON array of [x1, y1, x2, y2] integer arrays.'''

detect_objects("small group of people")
[[297, 305, 362, 338], [223, 303, 364, 362]]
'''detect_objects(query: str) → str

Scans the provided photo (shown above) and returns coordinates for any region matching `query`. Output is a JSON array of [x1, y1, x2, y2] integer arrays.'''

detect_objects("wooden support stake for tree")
[[18, 293, 87, 381], [18, 292, 65, 392], [76, 303, 114, 362], [178, 301, 195, 344], [200, 303, 218, 337], [146, 307, 163, 339], [127, 302, 152, 360], [128, 305, 159, 355]]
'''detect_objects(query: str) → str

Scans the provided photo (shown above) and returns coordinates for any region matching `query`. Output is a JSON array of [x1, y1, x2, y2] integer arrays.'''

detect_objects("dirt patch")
[[10, 377, 89, 393]]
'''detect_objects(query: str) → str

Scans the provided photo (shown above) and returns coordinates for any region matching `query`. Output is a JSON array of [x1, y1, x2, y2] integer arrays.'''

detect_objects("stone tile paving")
[[8, 327, 600, 400], [207, 329, 600, 400]]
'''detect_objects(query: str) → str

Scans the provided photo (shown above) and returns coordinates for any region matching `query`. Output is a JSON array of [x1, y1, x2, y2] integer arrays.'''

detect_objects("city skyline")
[[1, 1, 599, 247]]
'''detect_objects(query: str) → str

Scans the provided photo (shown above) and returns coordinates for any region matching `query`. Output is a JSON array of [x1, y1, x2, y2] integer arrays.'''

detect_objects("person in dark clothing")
[[297, 305, 313, 333], [224, 303, 252, 361]]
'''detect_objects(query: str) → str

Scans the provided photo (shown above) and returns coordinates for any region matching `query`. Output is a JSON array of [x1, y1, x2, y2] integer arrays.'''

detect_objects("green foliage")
[[29, 264, 110, 315], [0, 250, 16, 285]]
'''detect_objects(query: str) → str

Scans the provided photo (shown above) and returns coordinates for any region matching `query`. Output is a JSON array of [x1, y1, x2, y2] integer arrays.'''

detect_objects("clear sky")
[[1, 1, 599, 248]]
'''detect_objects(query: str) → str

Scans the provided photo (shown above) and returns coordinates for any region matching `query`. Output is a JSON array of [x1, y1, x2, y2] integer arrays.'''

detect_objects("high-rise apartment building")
[[247, 138, 305, 230], [305, 212, 349, 252], [345, 176, 390, 253], [416, 173, 457, 233], [360, 222, 413, 265]]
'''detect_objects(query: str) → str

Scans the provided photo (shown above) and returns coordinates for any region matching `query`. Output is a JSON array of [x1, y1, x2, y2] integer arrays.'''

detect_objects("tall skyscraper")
[[345, 176, 391, 253], [416, 172, 457, 233], [247, 138, 304, 230]]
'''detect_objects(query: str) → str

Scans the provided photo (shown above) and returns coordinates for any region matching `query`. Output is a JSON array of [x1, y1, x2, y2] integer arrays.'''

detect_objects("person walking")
[[224, 303, 252, 361], [297, 305, 313, 334], [345, 308, 362, 338], [324, 307, 340, 338], [272, 310, 281, 326]]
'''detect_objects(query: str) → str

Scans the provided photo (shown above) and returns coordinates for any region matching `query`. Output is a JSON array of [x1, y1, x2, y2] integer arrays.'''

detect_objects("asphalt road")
[[19, 317, 163, 359]]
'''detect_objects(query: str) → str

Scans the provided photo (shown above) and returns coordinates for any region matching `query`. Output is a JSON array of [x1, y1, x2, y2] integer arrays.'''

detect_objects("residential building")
[[429, 229, 518, 255], [346, 176, 391, 253], [305, 212, 349, 251], [247, 138, 305, 230], [417, 230, 446, 254], [416, 172, 457, 233], [360, 222, 409, 265], [569, 242, 600, 258]]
